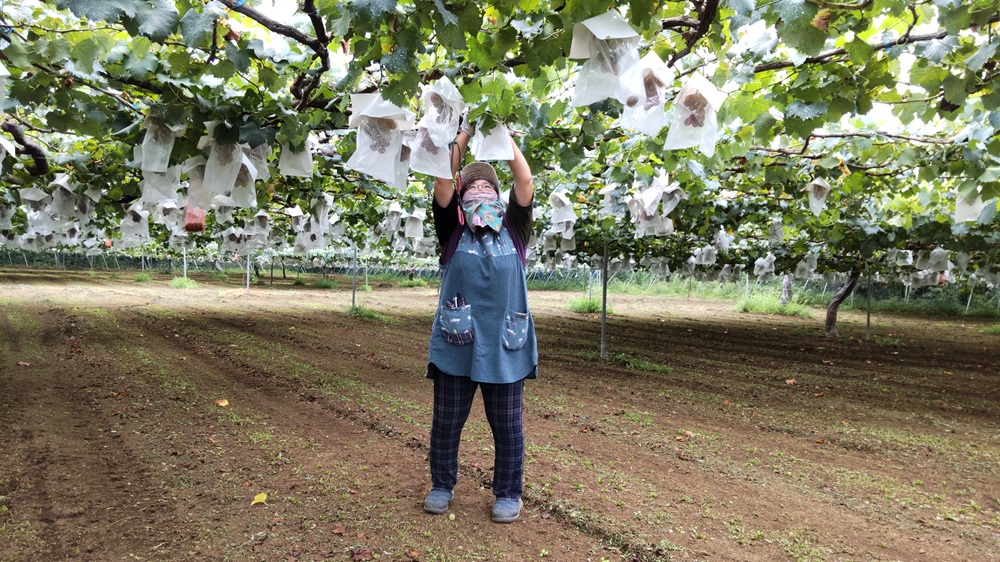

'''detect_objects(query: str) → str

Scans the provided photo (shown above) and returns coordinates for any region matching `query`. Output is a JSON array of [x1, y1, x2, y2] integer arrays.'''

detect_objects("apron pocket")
[[438, 295, 473, 345], [502, 308, 530, 350]]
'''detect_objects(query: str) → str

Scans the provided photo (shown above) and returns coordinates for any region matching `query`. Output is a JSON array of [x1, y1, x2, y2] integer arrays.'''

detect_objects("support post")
[[600, 240, 609, 360]]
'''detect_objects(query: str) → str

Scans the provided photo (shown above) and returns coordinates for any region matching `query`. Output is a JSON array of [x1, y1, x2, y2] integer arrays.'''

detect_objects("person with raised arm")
[[423, 120, 536, 523]]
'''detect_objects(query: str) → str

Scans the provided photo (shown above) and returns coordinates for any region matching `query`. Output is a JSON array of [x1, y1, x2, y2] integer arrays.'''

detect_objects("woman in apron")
[[423, 123, 536, 523]]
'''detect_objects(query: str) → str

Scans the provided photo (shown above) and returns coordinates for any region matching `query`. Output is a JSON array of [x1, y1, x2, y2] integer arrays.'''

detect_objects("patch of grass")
[[567, 297, 609, 314], [609, 352, 671, 373], [399, 277, 428, 288], [872, 334, 904, 347], [293, 278, 306, 286], [569, 349, 671, 374], [982, 324, 1000, 334], [212, 272, 230, 280], [736, 294, 812, 318], [134, 272, 152, 283], [313, 279, 337, 289], [109, 273, 119, 280], [348, 305, 388, 322], [169, 277, 198, 289]]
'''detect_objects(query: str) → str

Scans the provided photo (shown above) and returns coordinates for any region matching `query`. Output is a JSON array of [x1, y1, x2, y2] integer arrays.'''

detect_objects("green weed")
[[736, 294, 813, 318], [169, 277, 198, 289], [134, 272, 152, 282], [313, 279, 337, 289], [348, 305, 388, 322], [567, 297, 607, 314], [399, 278, 429, 288]]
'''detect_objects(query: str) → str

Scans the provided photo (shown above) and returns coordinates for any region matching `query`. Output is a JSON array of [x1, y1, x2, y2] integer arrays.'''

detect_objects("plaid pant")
[[430, 372, 524, 500]]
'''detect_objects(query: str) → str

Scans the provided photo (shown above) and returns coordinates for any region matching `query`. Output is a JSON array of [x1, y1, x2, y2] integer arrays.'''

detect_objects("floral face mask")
[[460, 189, 505, 233]]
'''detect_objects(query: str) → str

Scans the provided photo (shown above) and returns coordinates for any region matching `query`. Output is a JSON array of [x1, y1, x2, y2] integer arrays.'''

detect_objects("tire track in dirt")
[[108, 305, 997, 561], [0, 304, 179, 560], [5, 279, 998, 561], [100, 305, 625, 561]]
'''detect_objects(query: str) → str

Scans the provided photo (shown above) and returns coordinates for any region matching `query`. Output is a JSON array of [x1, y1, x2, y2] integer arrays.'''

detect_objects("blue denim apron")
[[428, 225, 537, 383]]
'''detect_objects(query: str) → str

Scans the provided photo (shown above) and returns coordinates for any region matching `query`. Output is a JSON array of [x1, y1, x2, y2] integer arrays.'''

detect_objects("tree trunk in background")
[[781, 274, 792, 306], [826, 271, 861, 339]]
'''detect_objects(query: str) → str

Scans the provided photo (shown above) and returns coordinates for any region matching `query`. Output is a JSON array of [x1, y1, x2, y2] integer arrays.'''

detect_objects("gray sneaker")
[[491, 497, 523, 523], [423, 489, 453, 514]]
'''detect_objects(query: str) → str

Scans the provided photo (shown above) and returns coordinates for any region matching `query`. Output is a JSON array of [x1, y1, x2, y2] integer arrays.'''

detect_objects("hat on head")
[[459, 162, 499, 193]]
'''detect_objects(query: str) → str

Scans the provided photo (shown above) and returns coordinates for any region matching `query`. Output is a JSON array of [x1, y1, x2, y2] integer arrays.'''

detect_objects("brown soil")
[[1, 268, 998, 562]]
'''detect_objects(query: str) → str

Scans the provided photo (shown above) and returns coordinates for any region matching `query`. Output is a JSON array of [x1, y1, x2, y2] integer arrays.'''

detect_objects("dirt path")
[[1, 269, 998, 561]]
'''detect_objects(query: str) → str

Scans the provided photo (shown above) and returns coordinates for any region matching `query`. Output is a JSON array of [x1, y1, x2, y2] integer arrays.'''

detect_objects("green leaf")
[[908, 59, 947, 91], [330, 11, 352, 37], [132, 0, 180, 43], [381, 47, 416, 75], [942, 74, 968, 106], [131, 36, 152, 60], [56, 0, 138, 22], [919, 36, 956, 63], [966, 41, 998, 72], [977, 198, 998, 224], [466, 35, 496, 70], [772, 0, 825, 56], [786, 100, 828, 120], [124, 52, 159, 77], [239, 121, 275, 148], [2, 39, 32, 68], [257, 66, 282, 91], [225, 43, 253, 73], [351, 0, 396, 23], [938, 3, 971, 35], [982, 90, 1000, 110], [730, 95, 769, 124], [179, 7, 218, 49], [753, 113, 778, 139], [73, 38, 103, 74], [784, 116, 822, 139], [776, 20, 827, 56], [35, 38, 73, 63], [431, 0, 458, 25], [979, 166, 1000, 183], [208, 59, 236, 79], [844, 37, 874, 66]]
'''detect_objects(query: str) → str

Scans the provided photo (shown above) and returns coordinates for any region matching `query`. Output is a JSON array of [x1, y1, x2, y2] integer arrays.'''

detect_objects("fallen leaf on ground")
[[251, 492, 267, 506], [214, 399, 229, 407], [332, 525, 346, 536], [17, 361, 30, 366], [785, 379, 796, 385]]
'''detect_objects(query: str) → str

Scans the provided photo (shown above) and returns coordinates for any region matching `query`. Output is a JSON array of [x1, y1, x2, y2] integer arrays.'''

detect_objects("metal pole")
[[600, 241, 609, 360], [183, 247, 188, 279], [866, 264, 872, 341], [245, 253, 251, 295], [965, 278, 975, 314], [352, 247, 358, 308]]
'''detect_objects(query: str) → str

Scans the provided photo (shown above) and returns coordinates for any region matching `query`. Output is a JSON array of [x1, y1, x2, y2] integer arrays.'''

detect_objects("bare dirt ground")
[[1, 267, 998, 562]]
